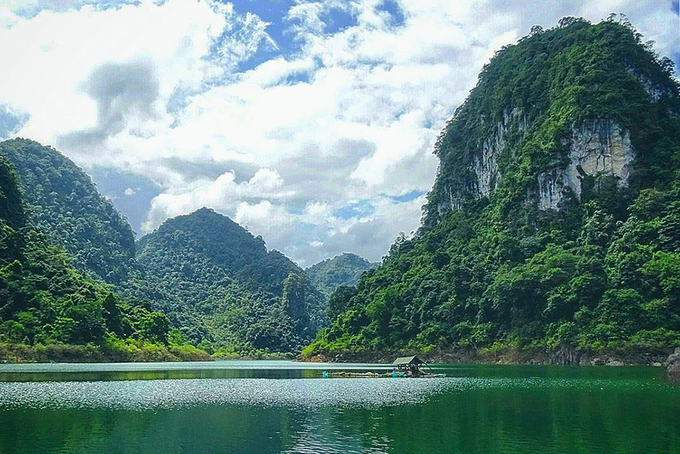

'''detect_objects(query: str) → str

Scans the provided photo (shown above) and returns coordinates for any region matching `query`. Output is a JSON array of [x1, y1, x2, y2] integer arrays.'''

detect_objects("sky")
[[0, 0, 678, 266]]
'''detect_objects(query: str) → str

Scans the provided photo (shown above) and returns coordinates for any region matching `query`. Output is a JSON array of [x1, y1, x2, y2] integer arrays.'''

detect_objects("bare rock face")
[[668, 348, 680, 383], [537, 119, 634, 210], [436, 116, 635, 218], [472, 108, 527, 198], [435, 108, 528, 218]]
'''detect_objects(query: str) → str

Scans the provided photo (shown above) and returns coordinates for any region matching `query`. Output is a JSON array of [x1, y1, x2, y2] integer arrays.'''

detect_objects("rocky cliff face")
[[669, 348, 680, 383], [424, 19, 679, 226], [537, 119, 635, 210], [472, 108, 529, 198], [436, 116, 635, 215]]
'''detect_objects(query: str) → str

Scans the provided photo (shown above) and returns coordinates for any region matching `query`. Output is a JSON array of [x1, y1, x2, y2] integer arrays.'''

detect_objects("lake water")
[[0, 361, 678, 453]]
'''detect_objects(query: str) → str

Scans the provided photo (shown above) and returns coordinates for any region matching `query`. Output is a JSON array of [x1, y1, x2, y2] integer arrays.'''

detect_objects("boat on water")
[[322, 355, 446, 378]]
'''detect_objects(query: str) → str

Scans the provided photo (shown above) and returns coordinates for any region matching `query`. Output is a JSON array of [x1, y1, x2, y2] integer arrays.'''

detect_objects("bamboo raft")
[[323, 371, 446, 378], [322, 355, 446, 378]]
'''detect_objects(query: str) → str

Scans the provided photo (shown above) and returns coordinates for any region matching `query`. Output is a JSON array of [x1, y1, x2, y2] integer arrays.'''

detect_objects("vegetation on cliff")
[[304, 18, 680, 360], [0, 139, 137, 284], [0, 155, 198, 362]]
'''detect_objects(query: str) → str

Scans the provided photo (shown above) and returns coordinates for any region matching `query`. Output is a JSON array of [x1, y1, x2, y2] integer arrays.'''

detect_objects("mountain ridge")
[[304, 18, 680, 362], [133, 207, 327, 353], [306, 252, 377, 297], [0, 140, 330, 356], [0, 138, 137, 284]]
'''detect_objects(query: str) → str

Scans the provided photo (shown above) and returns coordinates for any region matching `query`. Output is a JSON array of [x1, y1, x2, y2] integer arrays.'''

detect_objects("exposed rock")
[[438, 112, 636, 217], [590, 357, 605, 366], [537, 119, 634, 210], [668, 348, 680, 382], [537, 168, 566, 211], [437, 108, 528, 216], [606, 359, 624, 367], [551, 346, 579, 365]]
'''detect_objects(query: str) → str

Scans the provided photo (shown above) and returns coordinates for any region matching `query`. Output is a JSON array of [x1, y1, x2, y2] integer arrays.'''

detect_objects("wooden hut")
[[393, 355, 424, 376]]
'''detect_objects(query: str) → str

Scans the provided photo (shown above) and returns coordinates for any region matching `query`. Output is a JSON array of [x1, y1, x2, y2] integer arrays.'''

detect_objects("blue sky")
[[1, 0, 678, 265]]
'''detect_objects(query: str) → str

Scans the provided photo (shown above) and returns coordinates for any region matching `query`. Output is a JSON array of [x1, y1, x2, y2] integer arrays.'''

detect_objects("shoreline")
[[302, 347, 673, 367], [0, 342, 302, 364], [0, 342, 211, 364], [1, 342, 674, 367]]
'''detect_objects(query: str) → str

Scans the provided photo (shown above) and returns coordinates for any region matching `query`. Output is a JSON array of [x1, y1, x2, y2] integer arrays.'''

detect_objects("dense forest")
[[133, 208, 327, 355], [0, 141, 363, 359], [0, 139, 137, 284], [304, 18, 680, 363], [0, 155, 206, 362], [306, 253, 376, 297]]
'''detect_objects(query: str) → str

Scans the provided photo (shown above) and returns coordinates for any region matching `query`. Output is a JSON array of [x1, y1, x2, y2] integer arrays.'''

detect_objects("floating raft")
[[321, 355, 446, 378], [322, 371, 446, 378]]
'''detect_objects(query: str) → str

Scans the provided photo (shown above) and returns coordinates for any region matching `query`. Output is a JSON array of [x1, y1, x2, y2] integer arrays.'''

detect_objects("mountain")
[[0, 139, 327, 357], [0, 138, 137, 284], [306, 253, 377, 297], [135, 208, 326, 354], [0, 155, 199, 362], [304, 18, 680, 362]]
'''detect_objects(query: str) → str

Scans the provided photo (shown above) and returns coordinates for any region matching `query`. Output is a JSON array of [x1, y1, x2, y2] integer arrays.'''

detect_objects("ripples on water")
[[0, 375, 676, 411], [1, 363, 679, 454], [0, 378, 454, 411]]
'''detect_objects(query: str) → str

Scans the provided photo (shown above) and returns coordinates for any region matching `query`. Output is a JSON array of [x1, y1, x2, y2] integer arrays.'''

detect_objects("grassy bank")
[[0, 340, 211, 363]]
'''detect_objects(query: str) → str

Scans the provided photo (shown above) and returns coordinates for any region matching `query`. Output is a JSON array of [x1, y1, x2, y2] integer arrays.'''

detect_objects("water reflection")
[[0, 363, 679, 454], [0, 360, 389, 382]]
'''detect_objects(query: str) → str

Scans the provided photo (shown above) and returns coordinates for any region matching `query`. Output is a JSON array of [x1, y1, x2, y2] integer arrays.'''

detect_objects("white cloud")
[[1, 0, 677, 265], [142, 167, 294, 232], [124, 187, 136, 196]]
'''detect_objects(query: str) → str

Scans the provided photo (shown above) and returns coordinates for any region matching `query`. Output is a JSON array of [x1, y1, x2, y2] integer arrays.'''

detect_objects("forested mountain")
[[0, 139, 137, 284], [134, 208, 326, 354], [0, 155, 197, 361], [0, 139, 329, 357], [304, 18, 680, 361], [306, 253, 376, 297]]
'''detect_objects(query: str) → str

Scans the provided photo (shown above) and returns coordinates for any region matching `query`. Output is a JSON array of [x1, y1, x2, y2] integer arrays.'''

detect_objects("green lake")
[[0, 361, 678, 453]]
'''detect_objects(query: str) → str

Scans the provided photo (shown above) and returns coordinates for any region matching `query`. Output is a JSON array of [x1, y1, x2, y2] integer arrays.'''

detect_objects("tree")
[[138, 312, 171, 345]]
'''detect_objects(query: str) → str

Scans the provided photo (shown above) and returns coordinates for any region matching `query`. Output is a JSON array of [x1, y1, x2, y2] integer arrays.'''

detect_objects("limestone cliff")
[[432, 114, 639, 218], [424, 18, 680, 226], [304, 19, 680, 360], [537, 119, 635, 210]]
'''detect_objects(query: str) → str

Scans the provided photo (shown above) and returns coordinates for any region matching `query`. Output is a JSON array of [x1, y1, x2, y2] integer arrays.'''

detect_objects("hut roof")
[[392, 355, 423, 366]]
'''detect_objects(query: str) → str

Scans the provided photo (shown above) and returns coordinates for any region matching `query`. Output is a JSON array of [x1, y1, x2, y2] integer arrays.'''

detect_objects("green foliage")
[[133, 208, 326, 354], [137, 311, 171, 345], [0, 140, 333, 357], [0, 138, 137, 283], [0, 157, 178, 357], [425, 18, 680, 227], [0, 338, 211, 363], [306, 19, 680, 358], [306, 253, 376, 297], [0, 155, 25, 230]]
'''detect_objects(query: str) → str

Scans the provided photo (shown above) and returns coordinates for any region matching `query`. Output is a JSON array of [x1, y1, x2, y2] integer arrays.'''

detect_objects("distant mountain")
[[0, 139, 330, 356], [135, 208, 327, 354], [305, 19, 680, 361], [0, 138, 137, 284], [306, 253, 376, 297]]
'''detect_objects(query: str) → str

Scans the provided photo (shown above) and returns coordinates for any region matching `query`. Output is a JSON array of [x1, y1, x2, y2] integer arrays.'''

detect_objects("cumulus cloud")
[[0, 0, 677, 265], [142, 168, 294, 232]]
